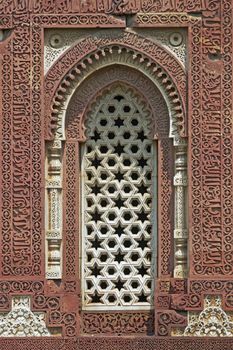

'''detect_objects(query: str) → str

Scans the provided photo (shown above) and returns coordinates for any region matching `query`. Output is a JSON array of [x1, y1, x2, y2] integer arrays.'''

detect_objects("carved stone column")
[[173, 139, 188, 278], [45, 141, 63, 279]]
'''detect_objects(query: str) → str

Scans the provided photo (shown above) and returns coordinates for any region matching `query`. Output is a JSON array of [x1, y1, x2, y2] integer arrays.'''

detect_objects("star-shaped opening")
[[114, 196, 125, 209], [137, 130, 147, 142], [114, 116, 124, 128], [91, 183, 101, 195], [91, 130, 101, 141], [114, 224, 125, 237], [91, 155, 102, 169], [114, 143, 125, 156], [90, 236, 103, 250], [138, 183, 148, 195], [136, 209, 149, 223], [138, 292, 148, 302], [90, 208, 102, 223], [113, 279, 125, 291], [91, 264, 102, 277], [115, 171, 124, 182], [90, 291, 102, 303], [137, 265, 148, 277], [114, 250, 125, 264], [136, 236, 149, 250], [138, 157, 148, 168]]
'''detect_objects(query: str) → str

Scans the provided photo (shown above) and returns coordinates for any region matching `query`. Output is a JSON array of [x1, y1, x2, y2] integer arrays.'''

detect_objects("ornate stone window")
[[82, 85, 156, 310], [44, 35, 188, 322]]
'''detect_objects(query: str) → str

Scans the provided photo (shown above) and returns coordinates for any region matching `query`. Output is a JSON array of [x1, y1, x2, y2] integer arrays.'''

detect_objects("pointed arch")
[[44, 32, 187, 141], [65, 66, 170, 142]]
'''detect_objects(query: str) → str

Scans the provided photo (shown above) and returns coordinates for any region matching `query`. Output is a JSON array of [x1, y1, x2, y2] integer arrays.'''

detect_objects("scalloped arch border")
[[65, 65, 170, 141], [44, 31, 187, 140]]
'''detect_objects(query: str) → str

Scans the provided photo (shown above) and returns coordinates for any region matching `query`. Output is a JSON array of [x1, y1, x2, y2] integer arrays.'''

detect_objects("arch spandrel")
[[44, 31, 187, 141]]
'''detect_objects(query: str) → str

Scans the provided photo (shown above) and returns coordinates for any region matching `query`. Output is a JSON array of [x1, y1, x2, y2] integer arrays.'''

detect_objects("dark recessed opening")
[[131, 119, 138, 126], [123, 105, 131, 113], [108, 106, 116, 113], [123, 295, 131, 302], [123, 132, 131, 139], [100, 119, 107, 126]]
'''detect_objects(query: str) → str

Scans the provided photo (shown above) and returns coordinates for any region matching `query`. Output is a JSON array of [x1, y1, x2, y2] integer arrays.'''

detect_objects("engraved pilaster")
[[173, 141, 188, 278], [45, 141, 63, 279]]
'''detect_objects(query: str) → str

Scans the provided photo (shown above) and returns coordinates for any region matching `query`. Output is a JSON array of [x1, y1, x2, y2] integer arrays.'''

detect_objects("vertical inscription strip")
[[222, 0, 233, 275], [1, 44, 13, 275], [201, 6, 222, 271], [31, 22, 43, 275], [11, 23, 32, 274]]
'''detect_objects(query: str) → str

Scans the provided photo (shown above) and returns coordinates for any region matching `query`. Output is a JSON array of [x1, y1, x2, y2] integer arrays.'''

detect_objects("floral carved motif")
[[131, 13, 199, 26], [156, 310, 187, 336], [0, 15, 12, 28], [81, 312, 154, 335]]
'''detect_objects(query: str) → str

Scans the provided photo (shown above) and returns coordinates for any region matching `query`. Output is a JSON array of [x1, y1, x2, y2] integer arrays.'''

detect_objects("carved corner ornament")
[[172, 296, 233, 337], [0, 296, 51, 337]]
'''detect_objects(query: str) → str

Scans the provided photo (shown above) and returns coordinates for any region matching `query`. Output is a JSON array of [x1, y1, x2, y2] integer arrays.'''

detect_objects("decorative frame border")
[[0, 0, 232, 347]]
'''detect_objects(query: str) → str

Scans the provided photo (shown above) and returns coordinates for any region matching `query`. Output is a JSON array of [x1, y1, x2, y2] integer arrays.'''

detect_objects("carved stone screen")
[[0, 1, 232, 349], [82, 85, 155, 310]]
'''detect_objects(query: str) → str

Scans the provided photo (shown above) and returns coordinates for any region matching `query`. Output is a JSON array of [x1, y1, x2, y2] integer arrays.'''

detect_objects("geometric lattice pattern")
[[82, 86, 155, 310]]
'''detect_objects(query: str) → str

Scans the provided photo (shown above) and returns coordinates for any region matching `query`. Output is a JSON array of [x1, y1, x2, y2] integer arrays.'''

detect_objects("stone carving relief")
[[80, 311, 154, 334], [44, 28, 187, 74], [0, 296, 51, 337], [172, 296, 233, 337]]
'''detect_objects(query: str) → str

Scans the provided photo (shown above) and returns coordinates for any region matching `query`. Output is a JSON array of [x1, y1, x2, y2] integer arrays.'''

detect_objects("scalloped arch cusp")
[[65, 66, 170, 142]]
